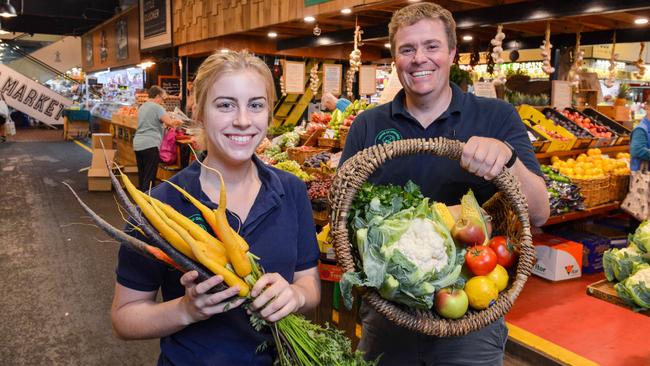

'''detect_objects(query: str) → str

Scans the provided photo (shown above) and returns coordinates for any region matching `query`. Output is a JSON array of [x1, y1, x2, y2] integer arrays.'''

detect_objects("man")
[[133, 86, 181, 191], [339, 3, 549, 365], [321, 92, 351, 112]]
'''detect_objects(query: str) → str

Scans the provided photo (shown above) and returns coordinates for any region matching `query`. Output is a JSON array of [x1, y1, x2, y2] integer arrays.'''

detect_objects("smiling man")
[[339, 2, 549, 365]]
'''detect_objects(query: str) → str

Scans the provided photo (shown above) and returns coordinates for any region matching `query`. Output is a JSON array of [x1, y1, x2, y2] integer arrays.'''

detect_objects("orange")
[[464, 276, 499, 310]]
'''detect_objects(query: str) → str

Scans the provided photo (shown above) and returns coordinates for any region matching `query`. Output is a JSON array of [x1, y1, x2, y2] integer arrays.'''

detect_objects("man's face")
[[393, 18, 456, 100]]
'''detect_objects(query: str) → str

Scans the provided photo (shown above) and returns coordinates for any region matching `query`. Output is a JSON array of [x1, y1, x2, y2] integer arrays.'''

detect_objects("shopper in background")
[[630, 95, 650, 172], [321, 91, 351, 112], [132, 85, 181, 191], [339, 3, 549, 365], [112, 50, 320, 365]]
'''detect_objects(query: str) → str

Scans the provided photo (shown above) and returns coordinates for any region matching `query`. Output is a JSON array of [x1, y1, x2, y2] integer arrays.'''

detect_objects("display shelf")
[[586, 279, 650, 316], [535, 144, 629, 161], [543, 202, 619, 226]]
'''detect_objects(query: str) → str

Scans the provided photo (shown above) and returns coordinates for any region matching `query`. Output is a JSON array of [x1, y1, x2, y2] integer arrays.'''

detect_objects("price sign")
[[473, 82, 497, 98], [358, 65, 377, 96], [552, 80, 573, 109], [322, 64, 342, 96], [284, 61, 305, 94]]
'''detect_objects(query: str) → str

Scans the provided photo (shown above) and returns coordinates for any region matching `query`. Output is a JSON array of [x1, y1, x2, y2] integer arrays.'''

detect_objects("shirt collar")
[[174, 154, 286, 208], [390, 82, 465, 122]]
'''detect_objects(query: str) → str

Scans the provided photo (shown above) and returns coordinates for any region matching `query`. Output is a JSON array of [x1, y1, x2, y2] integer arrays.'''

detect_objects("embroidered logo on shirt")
[[188, 213, 209, 232], [375, 128, 402, 145]]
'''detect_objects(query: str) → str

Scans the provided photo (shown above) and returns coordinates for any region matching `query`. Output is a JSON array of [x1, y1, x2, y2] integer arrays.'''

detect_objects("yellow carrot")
[[166, 178, 252, 278], [120, 173, 197, 261], [146, 194, 229, 268], [139, 190, 228, 259]]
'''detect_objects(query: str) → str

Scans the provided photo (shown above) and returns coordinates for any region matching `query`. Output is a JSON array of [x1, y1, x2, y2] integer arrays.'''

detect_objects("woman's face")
[[203, 70, 269, 167]]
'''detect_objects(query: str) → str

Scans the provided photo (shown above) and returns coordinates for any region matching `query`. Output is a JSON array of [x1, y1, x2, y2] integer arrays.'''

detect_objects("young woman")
[[111, 51, 321, 365]]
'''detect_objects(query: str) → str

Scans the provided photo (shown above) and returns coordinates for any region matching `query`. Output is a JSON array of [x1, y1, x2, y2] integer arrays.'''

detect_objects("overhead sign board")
[[0, 64, 72, 126]]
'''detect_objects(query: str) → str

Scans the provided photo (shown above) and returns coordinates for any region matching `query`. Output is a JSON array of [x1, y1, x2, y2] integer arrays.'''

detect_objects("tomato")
[[464, 245, 497, 276], [488, 236, 517, 269]]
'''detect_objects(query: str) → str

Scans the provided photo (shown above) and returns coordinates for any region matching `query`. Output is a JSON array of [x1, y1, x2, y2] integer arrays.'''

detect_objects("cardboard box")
[[581, 224, 628, 249], [596, 105, 630, 122], [88, 168, 112, 191], [548, 230, 609, 274], [91, 133, 114, 149], [91, 149, 116, 170], [532, 233, 583, 281]]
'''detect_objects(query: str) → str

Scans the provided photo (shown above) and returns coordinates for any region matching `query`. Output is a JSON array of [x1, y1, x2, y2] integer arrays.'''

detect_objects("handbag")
[[159, 128, 178, 164], [621, 161, 650, 221]]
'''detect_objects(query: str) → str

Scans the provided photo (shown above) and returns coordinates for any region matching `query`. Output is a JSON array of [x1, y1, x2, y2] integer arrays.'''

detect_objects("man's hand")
[[461, 136, 512, 180], [249, 273, 305, 323]]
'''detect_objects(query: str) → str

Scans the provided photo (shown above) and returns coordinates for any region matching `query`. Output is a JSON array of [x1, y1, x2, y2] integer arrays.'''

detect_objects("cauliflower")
[[389, 218, 448, 273], [615, 263, 650, 311]]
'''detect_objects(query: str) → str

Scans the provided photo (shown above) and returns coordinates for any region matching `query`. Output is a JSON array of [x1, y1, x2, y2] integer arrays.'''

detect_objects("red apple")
[[435, 288, 469, 319], [451, 218, 486, 247]]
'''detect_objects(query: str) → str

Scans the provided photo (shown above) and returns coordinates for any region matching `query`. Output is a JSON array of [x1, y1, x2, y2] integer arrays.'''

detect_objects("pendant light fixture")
[[0, 1, 17, 18]]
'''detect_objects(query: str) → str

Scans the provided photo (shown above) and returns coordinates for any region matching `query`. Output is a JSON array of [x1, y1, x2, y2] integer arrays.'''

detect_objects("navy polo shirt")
[[340, 83, 541, 205], [116, 156, 319, 365]]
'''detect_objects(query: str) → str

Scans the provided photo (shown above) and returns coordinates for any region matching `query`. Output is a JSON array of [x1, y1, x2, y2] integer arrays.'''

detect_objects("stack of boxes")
[[88, 133, 116, 191]]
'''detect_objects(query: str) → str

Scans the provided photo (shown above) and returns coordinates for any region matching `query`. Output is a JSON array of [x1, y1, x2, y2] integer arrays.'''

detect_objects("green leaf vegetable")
[[628, 220, 650, 254], [341, 181, 465, 310], [602, 243, 649, 282], [614, 262, 650, 311]]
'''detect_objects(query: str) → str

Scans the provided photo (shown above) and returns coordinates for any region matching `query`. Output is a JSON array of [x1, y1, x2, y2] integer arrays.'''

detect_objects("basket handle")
[[328, 137, 535, 336]]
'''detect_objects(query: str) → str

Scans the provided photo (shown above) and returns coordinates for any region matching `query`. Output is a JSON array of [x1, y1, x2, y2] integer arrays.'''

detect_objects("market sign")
[[0, 64, 71, 126]]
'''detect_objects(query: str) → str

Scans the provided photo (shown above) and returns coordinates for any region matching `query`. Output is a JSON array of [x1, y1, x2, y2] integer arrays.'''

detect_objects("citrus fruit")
[[464, 276, 499, 310], [487, 264, 509, 292]]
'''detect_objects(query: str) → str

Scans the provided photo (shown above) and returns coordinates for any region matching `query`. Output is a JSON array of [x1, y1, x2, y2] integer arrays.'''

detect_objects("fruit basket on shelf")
[[329, 138, 534, 337], [581, 108, 631, 146], [525, 125, 551, 153], [286, 146, 330, 165], [571, 176, 610, 208], [339, 126, 350, 150], [543, 108, 612, 148], [318, 136, 340, 149], [608, 173, 630, 202]]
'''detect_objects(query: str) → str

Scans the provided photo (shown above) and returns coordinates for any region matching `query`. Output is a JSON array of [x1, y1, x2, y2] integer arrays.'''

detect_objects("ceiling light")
[[304, 16, 316, 23], [462, 35, 473, 41], [384, 43, 391, 48], [0, 0, 16, 18], [268, 32, 277, 38], [341, 8, 351, 15], [634, 18, 649, 25], [220, 48, 229, 53], [137, 61, 155, 69], [407, 0, 421, 3]]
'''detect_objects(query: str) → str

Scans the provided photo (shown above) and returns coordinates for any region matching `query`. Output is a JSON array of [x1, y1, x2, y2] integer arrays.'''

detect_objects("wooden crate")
[[586, 279, 650, 316]]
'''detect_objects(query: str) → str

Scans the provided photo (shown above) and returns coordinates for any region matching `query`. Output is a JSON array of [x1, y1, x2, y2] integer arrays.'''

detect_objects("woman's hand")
[[249, 273, 305, 323], [179, 271, 245, 325]]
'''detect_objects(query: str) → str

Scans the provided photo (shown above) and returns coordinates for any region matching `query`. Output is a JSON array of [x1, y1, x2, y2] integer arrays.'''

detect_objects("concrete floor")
[[0, 138, 158, 365], [0, 132, 550, 366]]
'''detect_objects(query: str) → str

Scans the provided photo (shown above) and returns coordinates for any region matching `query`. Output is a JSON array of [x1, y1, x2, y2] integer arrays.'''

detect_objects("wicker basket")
[[329, 138, 534, 337], [608, 174, 630, 202], [318, 137, 340, 149], [571, 176, 610, 207], [339, 126, 350, 150]]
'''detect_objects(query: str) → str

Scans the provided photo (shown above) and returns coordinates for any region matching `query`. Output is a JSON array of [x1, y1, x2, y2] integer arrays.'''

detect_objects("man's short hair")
[[148, 85, 166, 99], [389, 2, 457, 55]]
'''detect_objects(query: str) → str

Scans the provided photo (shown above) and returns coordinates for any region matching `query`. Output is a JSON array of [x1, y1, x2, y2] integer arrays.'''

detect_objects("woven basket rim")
[[328, 137, 534, 337]]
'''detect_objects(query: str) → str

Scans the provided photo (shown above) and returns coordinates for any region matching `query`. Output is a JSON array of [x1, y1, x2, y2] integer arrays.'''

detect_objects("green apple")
[[434, 288, 469, 319]]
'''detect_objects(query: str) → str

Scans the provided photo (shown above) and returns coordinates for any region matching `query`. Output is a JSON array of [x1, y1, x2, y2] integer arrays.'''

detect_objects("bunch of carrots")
[[65, 150, 375, 366]]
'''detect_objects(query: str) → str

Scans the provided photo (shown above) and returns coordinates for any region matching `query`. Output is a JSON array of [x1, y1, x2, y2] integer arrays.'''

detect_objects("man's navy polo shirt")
[[116, 156, 319, 365], [340, 83, 541, 205]]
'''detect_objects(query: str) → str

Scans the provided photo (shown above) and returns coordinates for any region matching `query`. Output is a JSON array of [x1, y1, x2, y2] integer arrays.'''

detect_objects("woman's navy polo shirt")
[[116, 156, 319, 365], [340, 83, 542, 205]]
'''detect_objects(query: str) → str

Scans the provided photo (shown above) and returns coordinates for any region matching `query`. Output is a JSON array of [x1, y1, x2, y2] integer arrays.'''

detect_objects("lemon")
[[487, 265, 509, 292], [464, 276, 499, 310]]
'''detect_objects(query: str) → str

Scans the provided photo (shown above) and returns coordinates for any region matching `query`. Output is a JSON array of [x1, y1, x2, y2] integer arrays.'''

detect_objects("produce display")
[[304, 151, 332, 168], [273, 160, 312, 181], [307, 175, 333, 200], [603, 221, 650, 311], [540, 165, 585, 215], [340, 182, 515, 320], [550, 148, 630, 180], [544, 109, 592, 138], [535, 125, 570, 141], [561, 109, 614, 138], [66, 158, 373, 366]]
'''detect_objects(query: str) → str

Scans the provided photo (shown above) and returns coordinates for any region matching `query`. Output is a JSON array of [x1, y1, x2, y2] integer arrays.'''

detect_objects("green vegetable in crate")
[[628, 221, 650, 254], [602, 244, 649, 282], [614, 262, 650, 311], [273, 160, 311, 181], [341, 182, 465, 310]]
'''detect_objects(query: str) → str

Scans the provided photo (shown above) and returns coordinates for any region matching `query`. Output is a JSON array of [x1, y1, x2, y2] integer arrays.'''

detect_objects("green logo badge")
[[375, 128, 402, 144], [189, 213, 209, 232]]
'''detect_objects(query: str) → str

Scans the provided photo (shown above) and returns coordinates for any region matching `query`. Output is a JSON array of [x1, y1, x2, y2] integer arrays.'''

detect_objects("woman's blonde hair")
[[192, 50, 276, 124], [388, 2, 457, 55]]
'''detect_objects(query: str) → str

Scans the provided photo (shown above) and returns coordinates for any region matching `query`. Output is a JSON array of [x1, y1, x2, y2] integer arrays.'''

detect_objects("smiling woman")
[[111, 50, 322, 365]]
